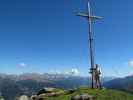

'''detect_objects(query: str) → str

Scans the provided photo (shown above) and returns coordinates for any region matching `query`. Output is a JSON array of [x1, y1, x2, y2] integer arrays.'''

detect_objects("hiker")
[[94, 64, 102, 89]]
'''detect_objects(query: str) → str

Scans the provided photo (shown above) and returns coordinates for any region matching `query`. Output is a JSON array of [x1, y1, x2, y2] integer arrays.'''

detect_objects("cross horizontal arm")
[[77, 12, 103, 20], [90, 16, 103, 19], [77, 12, 89, 17]]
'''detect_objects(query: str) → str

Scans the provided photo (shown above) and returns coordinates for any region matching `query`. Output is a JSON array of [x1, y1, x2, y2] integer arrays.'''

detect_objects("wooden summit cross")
[[77, 1, 102, 89]]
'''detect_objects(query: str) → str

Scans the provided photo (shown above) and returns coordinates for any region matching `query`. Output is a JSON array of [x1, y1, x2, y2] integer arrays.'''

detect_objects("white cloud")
[[17, 63, 26, 68], [70, 68, 80, 76], [128, 60, 133, 67], [48, 68, 80, 76]]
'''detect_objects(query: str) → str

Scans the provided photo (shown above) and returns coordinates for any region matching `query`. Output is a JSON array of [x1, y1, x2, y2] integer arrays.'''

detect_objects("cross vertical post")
[[77, 1, 102, 89]]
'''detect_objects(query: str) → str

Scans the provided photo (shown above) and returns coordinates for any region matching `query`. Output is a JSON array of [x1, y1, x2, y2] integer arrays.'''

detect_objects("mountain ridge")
[[0, 73, 114, 100]]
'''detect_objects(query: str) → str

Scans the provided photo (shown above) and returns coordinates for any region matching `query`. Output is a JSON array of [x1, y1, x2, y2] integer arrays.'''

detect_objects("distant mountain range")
[[0, 73, 114, 100], [104, 75, 133, 93]]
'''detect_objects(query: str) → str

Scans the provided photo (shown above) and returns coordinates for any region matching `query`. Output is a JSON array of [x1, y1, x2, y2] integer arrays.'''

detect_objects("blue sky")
[[0, 0, 133, 77]]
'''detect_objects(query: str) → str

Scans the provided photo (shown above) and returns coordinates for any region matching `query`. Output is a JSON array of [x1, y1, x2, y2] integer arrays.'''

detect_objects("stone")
[[19, 95, 29, 100], [30, 95, 37, 100], [71, 94, 94, 100], [38, 94, 47, 98]]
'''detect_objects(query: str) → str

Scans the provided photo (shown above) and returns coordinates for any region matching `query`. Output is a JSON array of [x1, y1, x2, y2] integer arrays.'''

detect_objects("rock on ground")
[[19, 95, 29, 100], [71, 94, 95, 100]]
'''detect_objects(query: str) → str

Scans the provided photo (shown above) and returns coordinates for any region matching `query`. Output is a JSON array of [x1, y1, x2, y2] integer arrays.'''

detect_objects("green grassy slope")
[[46, 87, 133, 100]]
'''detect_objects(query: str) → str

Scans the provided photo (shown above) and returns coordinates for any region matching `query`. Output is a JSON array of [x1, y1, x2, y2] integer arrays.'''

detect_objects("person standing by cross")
[[94, 64, 102, 89]]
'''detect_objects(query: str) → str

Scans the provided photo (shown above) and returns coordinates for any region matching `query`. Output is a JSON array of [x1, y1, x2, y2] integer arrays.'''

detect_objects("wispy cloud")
[[17, 62, 27, 68], [70, 68, 80, 76], [128, 60, 133, 67], [48, 68, 80, 76]]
